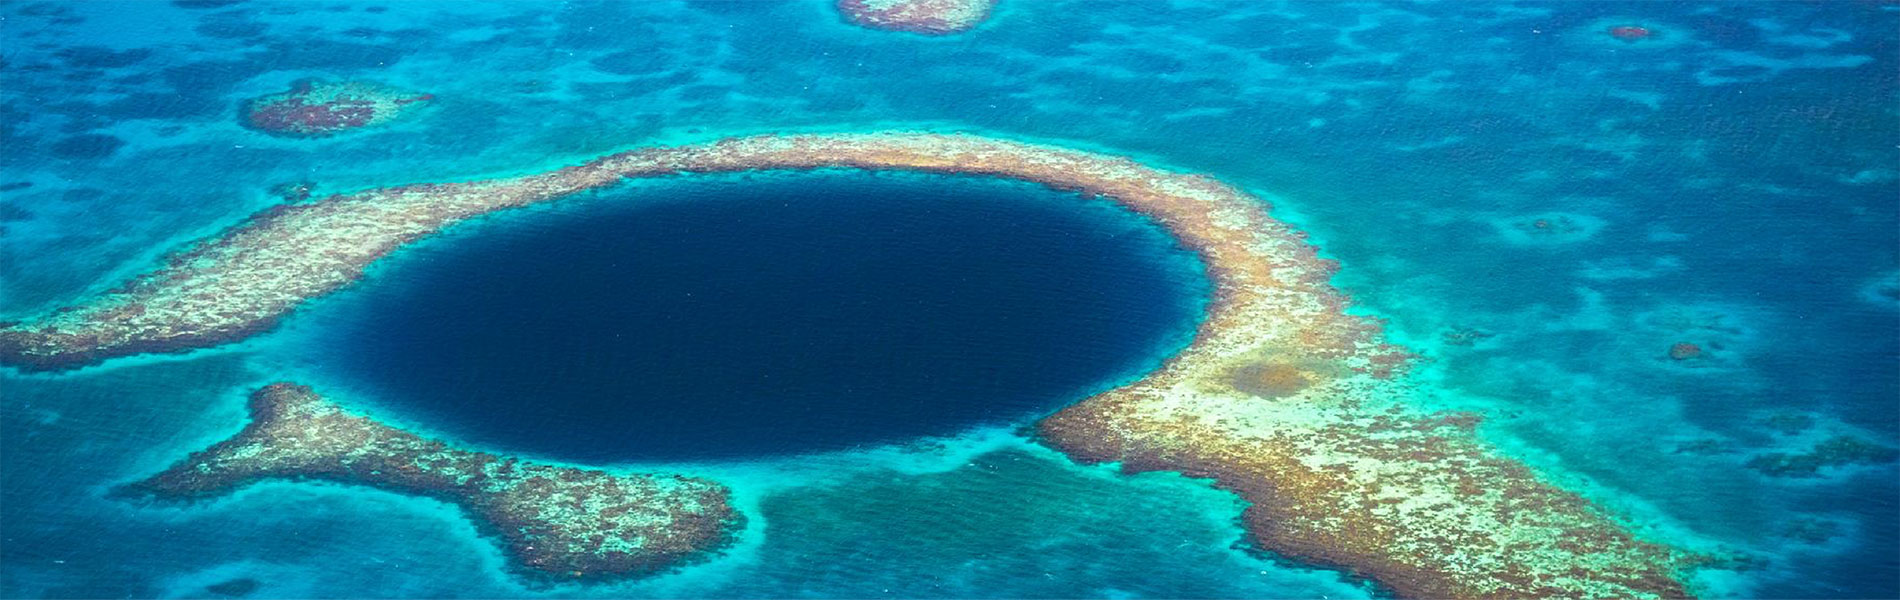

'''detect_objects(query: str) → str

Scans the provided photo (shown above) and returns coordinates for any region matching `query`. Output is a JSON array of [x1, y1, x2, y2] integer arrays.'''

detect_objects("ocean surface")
[[2, 1, 1896, 599]]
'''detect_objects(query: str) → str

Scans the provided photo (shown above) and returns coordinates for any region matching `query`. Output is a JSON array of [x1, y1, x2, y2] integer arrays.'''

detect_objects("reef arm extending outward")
[[15, 132, 1708, 597], [121, 383, 741, 581], [1040, 384, 1701, 599]]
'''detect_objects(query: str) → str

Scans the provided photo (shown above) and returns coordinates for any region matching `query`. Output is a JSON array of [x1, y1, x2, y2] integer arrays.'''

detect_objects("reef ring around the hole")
[[296, 169, 1211, 463], [10, 132, 1702, 596]]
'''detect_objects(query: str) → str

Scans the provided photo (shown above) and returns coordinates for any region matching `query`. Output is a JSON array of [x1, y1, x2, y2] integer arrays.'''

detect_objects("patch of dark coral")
[[1672, 439, 1737, 456], [48, 134, 126, 160], [1666, 341, 1704, 361], [270, 181, 316, 202], [1440, 326, 1495, 347], [1778, 518, 1842, 544], [1746, 436, 1900, 478], [239, 80, 431, 138], [0, 203, 34, 223], [55, 46, 154, 69], [1228, 361, 1315, 399]]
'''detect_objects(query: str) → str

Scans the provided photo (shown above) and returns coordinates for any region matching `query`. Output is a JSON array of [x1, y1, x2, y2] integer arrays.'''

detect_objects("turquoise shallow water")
[[3, 1, 1897, 598]]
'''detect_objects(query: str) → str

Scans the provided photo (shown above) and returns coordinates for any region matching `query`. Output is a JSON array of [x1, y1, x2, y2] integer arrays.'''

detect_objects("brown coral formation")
[[5, 132, 1699, 596], [124, 383, 741, 581], [241, 80, 433, 138], [1667, 341, 1704, 361], [835, 0, 996, 35]]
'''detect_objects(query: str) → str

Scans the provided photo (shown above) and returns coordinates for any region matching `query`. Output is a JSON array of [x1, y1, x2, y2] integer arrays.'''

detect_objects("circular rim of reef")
[[7, 131, 1709, 597]]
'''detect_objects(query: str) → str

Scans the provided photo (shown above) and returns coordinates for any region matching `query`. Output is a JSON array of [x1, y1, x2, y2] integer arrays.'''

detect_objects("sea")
[[1, 1, 1895, 598]]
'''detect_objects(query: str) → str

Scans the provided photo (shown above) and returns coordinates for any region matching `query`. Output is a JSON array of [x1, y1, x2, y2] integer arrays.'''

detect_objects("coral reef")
[[1573, 18, 1689, 52], [123, 383, 741, 581], [269, 181, 315, 202], [4, 132, 1700, 597], [1440, 325, 1495, 347], [1042, 385, 1698, 598], [1778, 518, 1842, 545], [1491, 212, 1605, 246], [1673, 439, 1738, 456], [1226, 361, 1318, 400], [1667, 341, 1704, 361], [1521, 215, 1579, 236], [1635, 303, 1757, 372], [0, 133, 1385, 373], [836, 0, 995, 35], [50, 133, 126, 159], [1745, 435, 1900, 478], [241, 80, 432, 138], [1609, 25, 1654, 42]]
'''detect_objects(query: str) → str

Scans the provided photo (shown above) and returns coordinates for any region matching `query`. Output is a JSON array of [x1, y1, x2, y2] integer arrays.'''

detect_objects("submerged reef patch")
[[1667, 341, 1705, 361], [1574, 17, 1692, 52], [1490, 212, 1607, 246], [835, 0, 995, 35], [1609, 25, 1656, 43], [1745, 435, 1900, 478], [48, 133, 127, 160], [240, 79, 432, 138], [1633, 302, 1759, 373], [4, 133, 1702, 596], [122, 383, 741, 581]]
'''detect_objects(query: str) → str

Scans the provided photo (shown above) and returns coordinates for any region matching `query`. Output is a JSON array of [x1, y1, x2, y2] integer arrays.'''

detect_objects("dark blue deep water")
[[311, 172, 1208, 461]]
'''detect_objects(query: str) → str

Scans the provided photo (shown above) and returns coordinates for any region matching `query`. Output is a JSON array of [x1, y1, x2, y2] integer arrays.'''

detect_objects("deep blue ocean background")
[[2, 1, 1896, 598]]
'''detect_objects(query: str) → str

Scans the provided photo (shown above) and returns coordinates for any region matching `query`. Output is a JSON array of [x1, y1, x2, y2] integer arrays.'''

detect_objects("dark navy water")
[[312, 173, 1208, 462]]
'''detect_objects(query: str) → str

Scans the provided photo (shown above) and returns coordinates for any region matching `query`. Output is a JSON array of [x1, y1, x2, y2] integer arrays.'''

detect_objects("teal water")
[[2, 1, 1896, 598]]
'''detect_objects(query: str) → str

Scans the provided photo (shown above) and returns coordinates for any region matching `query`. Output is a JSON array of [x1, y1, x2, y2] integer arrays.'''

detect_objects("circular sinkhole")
[[304, 170, 1210, 462]]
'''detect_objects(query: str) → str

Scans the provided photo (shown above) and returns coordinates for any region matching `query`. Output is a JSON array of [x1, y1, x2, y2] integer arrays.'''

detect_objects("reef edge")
[[19, 132, 1705, 597], [119, 382, 743, 582]]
